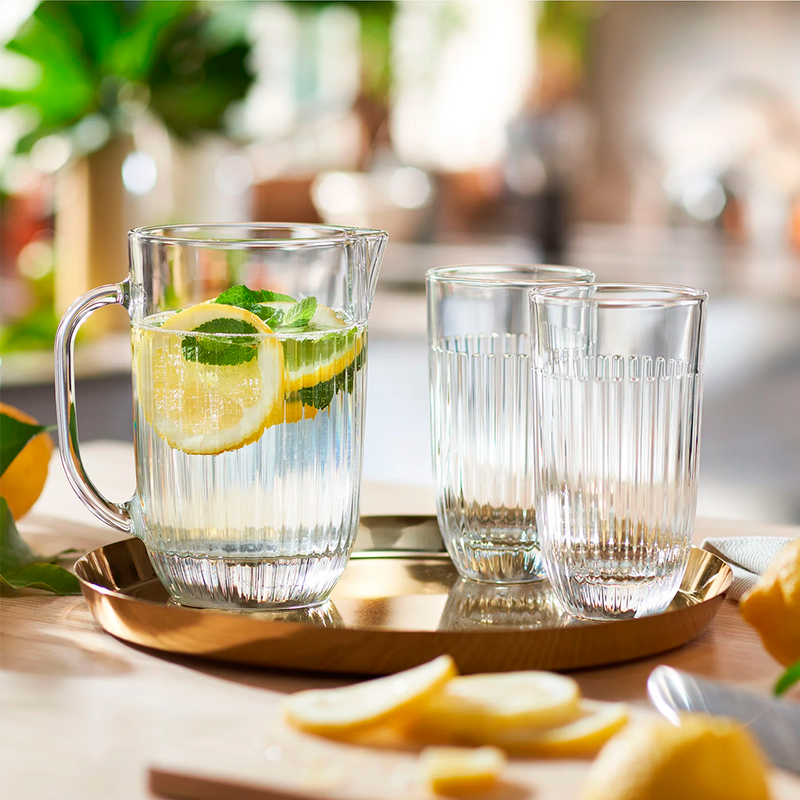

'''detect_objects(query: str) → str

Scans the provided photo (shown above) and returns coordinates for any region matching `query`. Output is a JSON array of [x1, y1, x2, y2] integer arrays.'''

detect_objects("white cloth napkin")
[[701, 536, 793, 601]]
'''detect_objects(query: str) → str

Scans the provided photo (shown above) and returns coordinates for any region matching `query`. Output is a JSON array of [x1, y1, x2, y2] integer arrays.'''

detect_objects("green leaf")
[[299, 349, 365, 410], [774, 660, 800, 696], [0, 413, 47, 476], [279, 297, 318, 330], [181, 317, 260, 366], [215, 285, 295, 306], [0, 497, 80, 595], [1, 563, 81, 594], [0, 496, 40, 571]]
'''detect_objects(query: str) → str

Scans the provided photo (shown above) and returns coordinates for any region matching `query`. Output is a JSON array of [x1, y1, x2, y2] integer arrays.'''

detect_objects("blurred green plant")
[[0, 1, 255, 354], [302, 1, 396, 105], [1, 0, 254, 154], [537, 1, 602, 67]]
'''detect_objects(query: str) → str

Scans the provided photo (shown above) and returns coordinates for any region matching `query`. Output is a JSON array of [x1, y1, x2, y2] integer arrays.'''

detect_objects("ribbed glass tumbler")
[[530, 284, 708, 619], [427, 265, 593, 583]]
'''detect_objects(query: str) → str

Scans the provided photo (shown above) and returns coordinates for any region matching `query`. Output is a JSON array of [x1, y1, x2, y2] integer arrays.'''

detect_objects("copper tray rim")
[[74, 517, 733, 674]]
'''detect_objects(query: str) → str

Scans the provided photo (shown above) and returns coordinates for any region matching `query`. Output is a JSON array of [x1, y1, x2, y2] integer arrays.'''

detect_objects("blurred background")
[[2, 1, 800, 524]]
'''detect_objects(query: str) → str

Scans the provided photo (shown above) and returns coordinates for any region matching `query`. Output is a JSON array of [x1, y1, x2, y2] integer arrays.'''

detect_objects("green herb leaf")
[[251, 305, 284, 328], [1, 563, 81, 594], [299, 350, 365, 410], [0, 497, 80, 595], [0, 413, 48, 476], [181, 318, 260, 366], [774, 660, 800, 696], [215, 285, 295, 306], [280, 297, 318, 330], [0, 496, 40, 571]]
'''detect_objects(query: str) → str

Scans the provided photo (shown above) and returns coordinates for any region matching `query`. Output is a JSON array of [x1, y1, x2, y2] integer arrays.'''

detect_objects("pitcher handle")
[[54, 280, 133, 532]]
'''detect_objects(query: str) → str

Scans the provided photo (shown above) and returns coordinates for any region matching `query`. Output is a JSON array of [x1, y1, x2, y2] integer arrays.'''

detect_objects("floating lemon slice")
[[486, 700, 629, 757], [260, 302, 364, 393], [283, 655, 457, 736], [135, 302, 284, 455], [420, 746, 507, 796], [415, 671, 581, 741]]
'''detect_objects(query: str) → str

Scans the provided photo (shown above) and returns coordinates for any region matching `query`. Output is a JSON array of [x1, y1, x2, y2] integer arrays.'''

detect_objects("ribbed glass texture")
[[132, 327, 367, 610], [427, 265, 594, 583], [430, 333, 541, 582], [532, 284, 707, 619]]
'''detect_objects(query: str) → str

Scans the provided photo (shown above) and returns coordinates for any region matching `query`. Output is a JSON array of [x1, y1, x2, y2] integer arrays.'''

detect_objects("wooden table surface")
[[2, 442, 799, 800]]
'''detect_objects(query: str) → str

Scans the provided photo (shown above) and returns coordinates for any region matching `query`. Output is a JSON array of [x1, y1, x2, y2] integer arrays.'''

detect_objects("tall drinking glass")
[[56, 224, 387, 610], [531, 283, 707, 619], [427, 265, 594, 583]]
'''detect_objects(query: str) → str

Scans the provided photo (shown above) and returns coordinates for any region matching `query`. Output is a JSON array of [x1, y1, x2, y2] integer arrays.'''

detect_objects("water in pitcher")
[[130, 298, 367, 610]]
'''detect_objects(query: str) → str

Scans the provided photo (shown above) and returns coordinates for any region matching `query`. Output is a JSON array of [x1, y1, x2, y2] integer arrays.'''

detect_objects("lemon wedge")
[[261, 302, 363, 393], [580, 714, 770, 800], [485, 700, 629, 756], [414, 671, 581, 741], [135, 302, 284, 455], [420, 746, 507, 796], [283, 655, 457, 736]]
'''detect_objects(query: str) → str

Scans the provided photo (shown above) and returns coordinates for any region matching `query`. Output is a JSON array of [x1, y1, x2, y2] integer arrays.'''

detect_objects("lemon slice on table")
[[420, 746, 507, 796], [414, 671, 581, 742], [485, 700, 629, 757], [259, 301, 364, 393], [136, 302, 284, 455], [283, 655, 457, 736]]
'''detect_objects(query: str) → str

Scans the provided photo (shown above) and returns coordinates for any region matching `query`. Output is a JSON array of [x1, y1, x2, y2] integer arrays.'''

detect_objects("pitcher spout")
[[361, 229, 388, 312]]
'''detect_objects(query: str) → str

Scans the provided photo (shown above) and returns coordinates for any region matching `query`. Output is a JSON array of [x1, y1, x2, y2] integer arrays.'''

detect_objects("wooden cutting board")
[[148, 705, 800, 800]]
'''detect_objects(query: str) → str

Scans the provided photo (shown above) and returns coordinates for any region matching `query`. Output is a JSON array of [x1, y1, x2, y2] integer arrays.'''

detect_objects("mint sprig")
[[181, 318, 260, 366], [215, 285, 295, 305], [213, 284, 316, 332]]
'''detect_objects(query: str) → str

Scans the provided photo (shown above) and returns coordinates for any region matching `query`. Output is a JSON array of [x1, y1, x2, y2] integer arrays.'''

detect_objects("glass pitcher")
[[56, 223, 387, 610]]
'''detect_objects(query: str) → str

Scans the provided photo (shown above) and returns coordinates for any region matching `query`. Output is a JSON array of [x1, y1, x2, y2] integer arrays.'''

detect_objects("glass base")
[[441, 528, 545, 584], [148, 548, 349, 610], [551, 572, 684, 620]]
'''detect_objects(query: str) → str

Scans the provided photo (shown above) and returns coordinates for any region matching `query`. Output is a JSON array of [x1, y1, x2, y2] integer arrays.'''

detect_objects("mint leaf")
[[0, 413, 48, 476], [279, 297, 317, 330], [215, 285, 295, 306], [0, 496, 80, 595], [299, 349, 365, 410], [775, 660, 800, 696], [251, 305, 284, 328], [181, 318, 260, 366]]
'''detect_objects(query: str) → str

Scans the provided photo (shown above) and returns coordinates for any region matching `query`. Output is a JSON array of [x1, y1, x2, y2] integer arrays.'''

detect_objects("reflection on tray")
[[165, 598, 345, 627], [439, 579, 574, 631], [354, 515, 445, 554]]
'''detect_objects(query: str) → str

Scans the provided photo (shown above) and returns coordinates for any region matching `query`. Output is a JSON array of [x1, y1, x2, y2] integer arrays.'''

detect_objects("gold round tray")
[[75, 515, 732, 675]]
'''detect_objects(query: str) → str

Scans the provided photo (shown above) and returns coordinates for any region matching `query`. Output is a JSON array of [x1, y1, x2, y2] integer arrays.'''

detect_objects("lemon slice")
[[420, 746, 507, 796], [415, 671, 581, 741], [135, 303, 284, 455], [283, 655, 457, 736], [486, 700, 629, 756], [261, 302, 364, 393]]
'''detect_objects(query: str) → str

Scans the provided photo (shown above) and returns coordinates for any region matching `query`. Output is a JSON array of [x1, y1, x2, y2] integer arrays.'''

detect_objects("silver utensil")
[[648, 666, 800, 775]]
